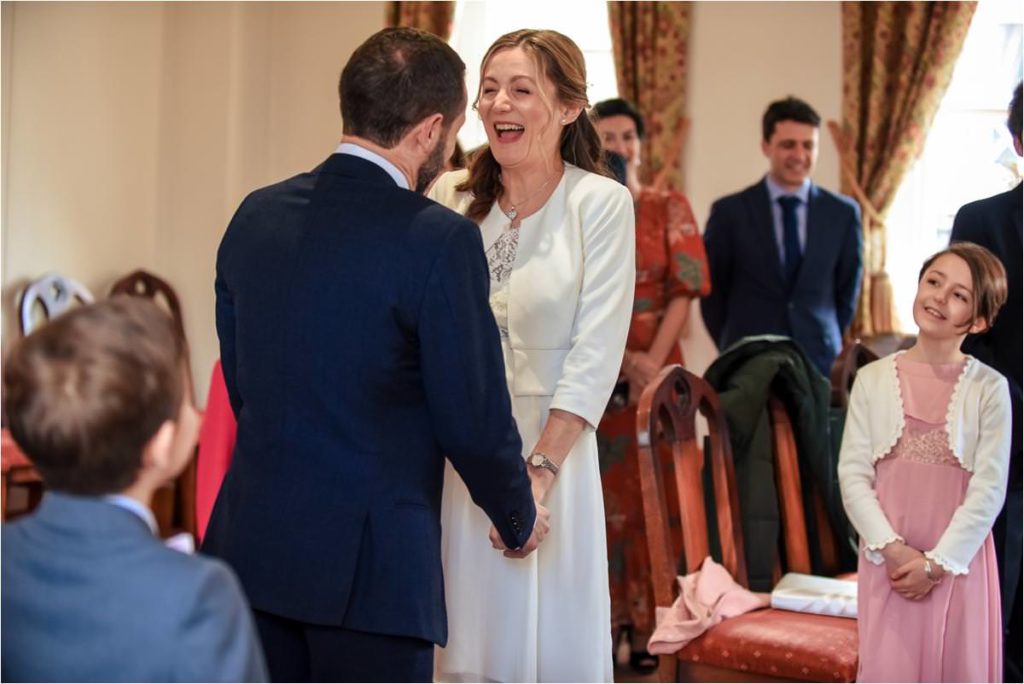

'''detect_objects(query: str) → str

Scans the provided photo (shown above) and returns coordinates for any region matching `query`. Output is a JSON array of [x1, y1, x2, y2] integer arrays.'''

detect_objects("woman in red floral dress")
[[593, 98, 711, 670]]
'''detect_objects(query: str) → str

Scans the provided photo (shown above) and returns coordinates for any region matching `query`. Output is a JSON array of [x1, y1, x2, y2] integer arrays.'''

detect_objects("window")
[[886, 1, 1023, 330], [448, 0, 618, 151]]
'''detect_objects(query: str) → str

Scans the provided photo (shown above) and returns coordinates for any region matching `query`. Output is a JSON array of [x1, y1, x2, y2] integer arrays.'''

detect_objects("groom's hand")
[[488, 503, 550, 558]]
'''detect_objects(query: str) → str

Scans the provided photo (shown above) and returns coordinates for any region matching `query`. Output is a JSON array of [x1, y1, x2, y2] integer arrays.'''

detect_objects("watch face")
[[530, 454, 543, 466]]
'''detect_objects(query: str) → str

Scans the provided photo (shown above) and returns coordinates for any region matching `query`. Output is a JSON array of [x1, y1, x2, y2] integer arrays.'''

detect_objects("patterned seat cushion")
[[678, 608, 858, 681]]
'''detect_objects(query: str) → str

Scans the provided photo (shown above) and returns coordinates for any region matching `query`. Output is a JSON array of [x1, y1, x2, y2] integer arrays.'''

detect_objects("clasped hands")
[[623, 351, 661, 406], [488, 467, 555, 559], [882, 540, 947, 600]]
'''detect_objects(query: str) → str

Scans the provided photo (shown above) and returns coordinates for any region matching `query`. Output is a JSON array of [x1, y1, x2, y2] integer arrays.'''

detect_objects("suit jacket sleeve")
[[834, 201, 863, 333], [215, 200, 248, 418], [174, 561, 268, 682], [549, 182, 636, 428], [701, 200, 732, 345], [418, 218, 536, 550]]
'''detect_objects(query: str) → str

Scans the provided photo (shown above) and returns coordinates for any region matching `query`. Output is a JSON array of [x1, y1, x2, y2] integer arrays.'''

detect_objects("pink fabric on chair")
[[195, 360, 237, 543], [647, 556, 770, 655]]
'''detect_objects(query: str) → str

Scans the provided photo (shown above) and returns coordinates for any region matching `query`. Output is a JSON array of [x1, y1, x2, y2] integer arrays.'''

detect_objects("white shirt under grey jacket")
[[838, 351, 1011, 575]]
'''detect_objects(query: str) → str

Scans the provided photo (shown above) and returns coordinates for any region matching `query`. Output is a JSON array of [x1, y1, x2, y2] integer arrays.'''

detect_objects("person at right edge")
[[950, 81, 1023, 683]]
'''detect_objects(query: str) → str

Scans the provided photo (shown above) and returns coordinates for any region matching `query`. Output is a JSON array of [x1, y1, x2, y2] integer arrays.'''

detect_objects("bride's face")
[[477, 47, 565, 171]]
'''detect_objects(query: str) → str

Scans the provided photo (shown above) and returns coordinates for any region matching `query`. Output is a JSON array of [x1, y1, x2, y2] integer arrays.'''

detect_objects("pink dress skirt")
[[856, 358, 1002, 682]]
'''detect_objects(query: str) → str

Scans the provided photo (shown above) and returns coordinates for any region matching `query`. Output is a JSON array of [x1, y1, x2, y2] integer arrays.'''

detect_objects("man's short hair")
[[3, 297, 187, 496], [762, 96, 821, 142], [592, 98, 646, 139], [1009, 81, 1022, 143], [339, 27, 466, 148]]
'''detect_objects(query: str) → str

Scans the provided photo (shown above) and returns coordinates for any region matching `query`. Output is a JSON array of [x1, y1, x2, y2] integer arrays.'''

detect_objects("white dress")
[[429, 167, 635, 683]]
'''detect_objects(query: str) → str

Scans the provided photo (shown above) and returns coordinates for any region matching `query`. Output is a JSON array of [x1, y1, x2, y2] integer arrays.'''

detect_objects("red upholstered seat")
[[679, 608, 857, 681], [636, 365, 858, 682]]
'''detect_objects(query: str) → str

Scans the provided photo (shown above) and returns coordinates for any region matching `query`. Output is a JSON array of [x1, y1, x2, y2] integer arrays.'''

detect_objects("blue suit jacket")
[[701, 178, 863, 376], [203, 153, 536, 646], [1, 493, 266, 682]]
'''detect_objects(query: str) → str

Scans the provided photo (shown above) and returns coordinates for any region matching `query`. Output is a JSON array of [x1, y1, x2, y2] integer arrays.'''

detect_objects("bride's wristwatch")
[[528, 452, 560, 477]]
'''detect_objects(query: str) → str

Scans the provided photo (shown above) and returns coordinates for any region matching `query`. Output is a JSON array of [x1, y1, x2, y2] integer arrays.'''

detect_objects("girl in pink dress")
[[839, 243, 1012, 682]]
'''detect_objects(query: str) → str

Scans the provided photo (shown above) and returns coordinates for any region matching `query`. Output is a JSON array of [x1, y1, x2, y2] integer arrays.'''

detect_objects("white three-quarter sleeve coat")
[[429, 164, 636, 428]]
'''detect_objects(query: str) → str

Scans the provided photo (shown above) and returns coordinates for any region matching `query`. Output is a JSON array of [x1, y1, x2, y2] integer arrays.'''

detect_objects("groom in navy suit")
[[203, 28, 546, 682], [701, 97, 863, 376]]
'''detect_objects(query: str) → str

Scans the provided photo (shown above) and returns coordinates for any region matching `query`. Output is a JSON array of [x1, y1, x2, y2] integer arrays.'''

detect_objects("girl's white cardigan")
[[838, 352, 1011, 575]]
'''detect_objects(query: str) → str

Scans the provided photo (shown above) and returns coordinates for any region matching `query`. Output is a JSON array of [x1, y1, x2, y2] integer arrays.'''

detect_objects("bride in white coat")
[[428, 29, 635, 683]]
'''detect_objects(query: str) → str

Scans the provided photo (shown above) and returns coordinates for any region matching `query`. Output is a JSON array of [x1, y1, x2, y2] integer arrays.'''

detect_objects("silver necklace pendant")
[[503, 206, 518, 221]]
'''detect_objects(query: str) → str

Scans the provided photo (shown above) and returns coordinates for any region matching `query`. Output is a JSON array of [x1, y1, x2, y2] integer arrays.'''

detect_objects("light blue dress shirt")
[[102, 494, 158, 535], [765, 175, 811, 261], [336, 142, 409, 190]]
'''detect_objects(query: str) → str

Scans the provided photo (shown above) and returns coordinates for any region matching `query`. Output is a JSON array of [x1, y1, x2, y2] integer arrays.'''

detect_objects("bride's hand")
[[529, 465, 555, 504]]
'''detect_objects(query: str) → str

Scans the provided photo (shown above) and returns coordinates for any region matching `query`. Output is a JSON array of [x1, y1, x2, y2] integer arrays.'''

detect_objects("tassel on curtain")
[[833, 1, 976, 337], [607, 2, 691, 190], [387, 1, 455, 41]]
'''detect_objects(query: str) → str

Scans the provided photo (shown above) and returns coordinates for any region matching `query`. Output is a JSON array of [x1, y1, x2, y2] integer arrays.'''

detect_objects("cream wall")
[[2, 2, 387, 401], [1, 1, 843, 399], [682, 1, 843, 376]]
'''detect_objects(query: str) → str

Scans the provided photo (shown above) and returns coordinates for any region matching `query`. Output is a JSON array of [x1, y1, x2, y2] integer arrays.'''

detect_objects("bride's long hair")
[[456, 29, 607, 223]]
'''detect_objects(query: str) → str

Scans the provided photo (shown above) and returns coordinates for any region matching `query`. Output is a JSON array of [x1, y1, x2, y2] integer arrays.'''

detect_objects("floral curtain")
[[387, 1, 455, 41], [607, 2, 690, 190], [836, 1, 976, 336]]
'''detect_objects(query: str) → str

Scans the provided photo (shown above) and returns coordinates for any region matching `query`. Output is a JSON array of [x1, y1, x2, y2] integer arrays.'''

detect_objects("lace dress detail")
[[882, 417, 962, 468], [877, 358, 966, 469], [484, 225, 517, 340], [485, 226, 518, 284]]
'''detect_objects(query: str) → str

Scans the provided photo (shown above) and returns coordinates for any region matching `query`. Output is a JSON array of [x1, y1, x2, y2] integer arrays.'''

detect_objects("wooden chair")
[[768, 394, 855, 579], [829, 341, 879, 410], [110, 269, 196, 538], [110, 270, 186, 340], [2, 430, 43, 521], [637, 365, 858, 682]]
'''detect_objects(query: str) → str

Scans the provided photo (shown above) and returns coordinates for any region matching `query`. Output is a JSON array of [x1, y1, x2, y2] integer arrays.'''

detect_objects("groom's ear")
[[409, 113, 446, 156]]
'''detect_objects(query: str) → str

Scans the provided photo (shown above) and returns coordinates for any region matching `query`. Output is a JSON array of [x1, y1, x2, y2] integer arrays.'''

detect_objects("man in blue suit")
[[701, 97, 863, 376], [202, 27, 545, 682], [950, 81, 1022, 682], [2, 297, 267, 683]]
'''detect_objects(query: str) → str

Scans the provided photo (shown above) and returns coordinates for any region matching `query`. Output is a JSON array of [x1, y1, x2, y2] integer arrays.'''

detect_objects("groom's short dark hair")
[[339, 27, 466, 149]]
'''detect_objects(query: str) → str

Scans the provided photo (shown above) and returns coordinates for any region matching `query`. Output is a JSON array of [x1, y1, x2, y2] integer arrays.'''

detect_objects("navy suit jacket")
[[1, 493, 266, 682], [203, 153, 535, 646], [701, 178, 863, 376], [951, 182, 1022, 492]]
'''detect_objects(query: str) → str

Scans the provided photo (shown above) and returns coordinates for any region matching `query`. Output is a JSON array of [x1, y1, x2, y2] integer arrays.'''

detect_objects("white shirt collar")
[[765, 175, 811, 203], [335, 142, 409, 190]]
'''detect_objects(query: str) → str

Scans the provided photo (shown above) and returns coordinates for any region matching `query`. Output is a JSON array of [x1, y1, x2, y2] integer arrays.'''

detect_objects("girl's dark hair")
[[920, 242, 1008, 332], [457, 29, 606, 222]]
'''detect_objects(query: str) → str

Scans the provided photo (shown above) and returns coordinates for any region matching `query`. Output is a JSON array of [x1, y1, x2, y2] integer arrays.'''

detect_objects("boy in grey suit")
[[1, 297, 267, 682]]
